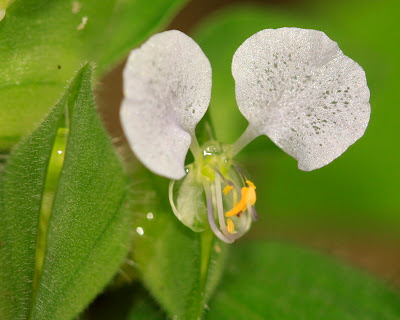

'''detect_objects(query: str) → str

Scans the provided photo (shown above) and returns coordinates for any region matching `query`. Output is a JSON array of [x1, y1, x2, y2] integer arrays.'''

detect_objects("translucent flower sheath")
[[169, 142, 257, 243]]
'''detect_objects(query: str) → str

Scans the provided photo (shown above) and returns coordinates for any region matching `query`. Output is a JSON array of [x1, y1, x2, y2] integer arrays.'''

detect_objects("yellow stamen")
[[223, 185, 233, 195], [225, 180, 257, 217], [246, 180, 256, 189], [227, 218, 235, 234]]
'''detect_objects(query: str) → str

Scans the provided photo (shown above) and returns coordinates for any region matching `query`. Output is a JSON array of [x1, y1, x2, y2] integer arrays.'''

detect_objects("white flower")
[[120, 28, 370, 243]]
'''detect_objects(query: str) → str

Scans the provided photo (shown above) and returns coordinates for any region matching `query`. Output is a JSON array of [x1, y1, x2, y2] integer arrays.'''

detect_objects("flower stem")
[[190, 133, 202, 160], [230, 125, 259, 157], [214, 174, 230, 238], [203, 182, 233, 244]]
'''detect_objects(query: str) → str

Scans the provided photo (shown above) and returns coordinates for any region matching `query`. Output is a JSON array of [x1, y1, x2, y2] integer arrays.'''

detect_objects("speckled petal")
[[232, 28, 370, 171], [121, 30, 212, 179]]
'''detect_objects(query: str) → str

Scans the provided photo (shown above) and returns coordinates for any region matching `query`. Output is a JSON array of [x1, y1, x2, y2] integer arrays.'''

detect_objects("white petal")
[[232, 28, 370, 171], [121, 30, 212, 179]]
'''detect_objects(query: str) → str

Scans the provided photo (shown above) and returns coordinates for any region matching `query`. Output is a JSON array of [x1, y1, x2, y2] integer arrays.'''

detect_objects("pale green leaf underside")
[[0, 64, 132, 320], [0, 0, 187, 150], [128, 242, 400, 320]]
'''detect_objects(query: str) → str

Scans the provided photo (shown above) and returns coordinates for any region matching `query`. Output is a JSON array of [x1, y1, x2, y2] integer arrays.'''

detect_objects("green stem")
[[230, 125, 259, 157], [190, 135, 202, 160], [199, 229, 214, 301]]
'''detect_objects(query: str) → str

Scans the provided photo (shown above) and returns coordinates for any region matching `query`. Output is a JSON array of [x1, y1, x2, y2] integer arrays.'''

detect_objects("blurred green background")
[[98, 0, 400, 286], [1, 0, 400, 318]]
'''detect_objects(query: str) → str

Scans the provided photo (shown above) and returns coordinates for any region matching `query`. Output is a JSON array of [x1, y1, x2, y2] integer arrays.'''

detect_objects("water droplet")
[[147, 212, 153, 220], [136, 227, 144, 236]]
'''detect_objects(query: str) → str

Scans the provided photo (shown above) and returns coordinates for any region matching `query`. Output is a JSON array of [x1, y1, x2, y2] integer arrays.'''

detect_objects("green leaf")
[[126, 241, 400, 319], [0, 0, 188, 150], [0, 63, 132, 320], [131, 175, 228, 320], [205, 241, 400, 319]]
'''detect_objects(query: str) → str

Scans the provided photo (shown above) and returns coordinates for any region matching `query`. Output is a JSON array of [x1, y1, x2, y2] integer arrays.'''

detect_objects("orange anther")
[[225, 180, 256, 217]]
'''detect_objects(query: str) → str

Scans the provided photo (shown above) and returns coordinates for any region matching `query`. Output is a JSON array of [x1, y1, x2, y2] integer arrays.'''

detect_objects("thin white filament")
[[209, 164, 241, 195], [168, 180, 181, 220], [203, 182, 233, 243], [249, 205, 259, 221], [232, 163, 246, 186], [214, 174, 232, 238]]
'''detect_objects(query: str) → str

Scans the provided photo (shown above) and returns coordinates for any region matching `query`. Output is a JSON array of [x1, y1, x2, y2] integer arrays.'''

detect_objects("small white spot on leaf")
[[72, 1, 81, 14], [77, 16, 88, 30]]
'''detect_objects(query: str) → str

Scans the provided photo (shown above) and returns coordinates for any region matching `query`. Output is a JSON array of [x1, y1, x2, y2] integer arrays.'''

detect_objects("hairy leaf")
[[0, 63, 131, 320]]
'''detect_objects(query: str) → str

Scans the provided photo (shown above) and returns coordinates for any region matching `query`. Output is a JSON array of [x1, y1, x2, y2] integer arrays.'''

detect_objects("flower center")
[[169, 140, 258, 243], [198, 141, 258, 242]]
